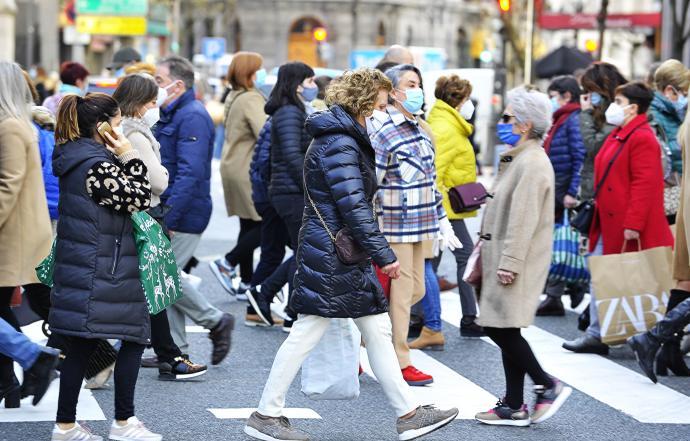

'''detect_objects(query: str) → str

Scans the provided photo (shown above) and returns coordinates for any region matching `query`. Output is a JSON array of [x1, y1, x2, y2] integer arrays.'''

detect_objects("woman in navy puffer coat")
[[245, 69, 458, 441]]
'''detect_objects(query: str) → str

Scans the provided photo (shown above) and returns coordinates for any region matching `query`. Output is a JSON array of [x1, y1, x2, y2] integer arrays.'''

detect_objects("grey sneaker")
[[244, 412, 310, 441], [532, 378, 572, 424], [396, 405, 458, 441], [475, 400, 531, 427], [51, 422, 103, 440]]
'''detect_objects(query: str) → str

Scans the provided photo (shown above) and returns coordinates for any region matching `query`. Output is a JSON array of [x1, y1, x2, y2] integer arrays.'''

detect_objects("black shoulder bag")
[[570, 129, 637, 235]]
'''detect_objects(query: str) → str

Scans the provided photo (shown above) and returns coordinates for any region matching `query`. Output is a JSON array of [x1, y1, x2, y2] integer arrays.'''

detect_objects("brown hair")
[[616, 81, 654, 114], [21, 70, 39, 104], [325, 68, 392, 117], [581, 62, 628, 129], [227, 52, 263, 90], [434, 75, 472, 109], [112, 74, 158, 117], [655, 59, 690, 94], [55, 93, 120, 145]]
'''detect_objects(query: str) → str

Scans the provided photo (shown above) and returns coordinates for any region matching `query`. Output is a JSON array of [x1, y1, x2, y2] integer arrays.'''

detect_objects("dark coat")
[[590, 114, 674, 255], [154, 89, 214, 234], [547, 110, 585, 208], [49, 138, 150, 344], [266, 103, 312, 199], [289, 106, 397, 318]]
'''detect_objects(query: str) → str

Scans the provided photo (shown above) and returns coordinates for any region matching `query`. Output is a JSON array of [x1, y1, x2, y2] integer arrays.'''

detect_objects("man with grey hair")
[[154, 55, 234, 366], [382, 44, 415, 65], [371, 64, 461, 387]]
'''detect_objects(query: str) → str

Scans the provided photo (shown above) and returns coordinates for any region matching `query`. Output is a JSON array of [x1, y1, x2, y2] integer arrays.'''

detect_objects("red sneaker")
[[402, 365, 434, 386]]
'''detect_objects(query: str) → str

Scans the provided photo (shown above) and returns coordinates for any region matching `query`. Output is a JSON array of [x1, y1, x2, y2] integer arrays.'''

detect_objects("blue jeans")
[[0, 317, 40, 370], [421, 260, 442, 332], [586, 239, 604, 339]]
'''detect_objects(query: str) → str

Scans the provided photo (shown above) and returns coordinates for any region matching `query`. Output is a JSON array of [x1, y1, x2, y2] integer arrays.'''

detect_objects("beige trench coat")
[[220, 88, 267, 221], [478, 139, 555, 329], [0, 118, 52, 286], [673, 117, 690, 280]]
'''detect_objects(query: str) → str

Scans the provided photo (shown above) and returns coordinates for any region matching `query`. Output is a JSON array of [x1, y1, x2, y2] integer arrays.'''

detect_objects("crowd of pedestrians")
[[0, 41, 689, 441]]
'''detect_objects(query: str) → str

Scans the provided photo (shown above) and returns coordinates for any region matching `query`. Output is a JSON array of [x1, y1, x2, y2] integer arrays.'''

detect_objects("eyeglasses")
[[500, 113, 515, 123]]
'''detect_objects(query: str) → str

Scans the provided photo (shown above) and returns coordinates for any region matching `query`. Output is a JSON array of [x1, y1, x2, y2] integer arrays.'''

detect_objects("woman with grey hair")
[[0, 61, 53, 408], [475, 86, 572, 427]]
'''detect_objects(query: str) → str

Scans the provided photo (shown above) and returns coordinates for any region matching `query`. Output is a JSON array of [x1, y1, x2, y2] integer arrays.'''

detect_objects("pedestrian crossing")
[[3, 292, 690, 427]]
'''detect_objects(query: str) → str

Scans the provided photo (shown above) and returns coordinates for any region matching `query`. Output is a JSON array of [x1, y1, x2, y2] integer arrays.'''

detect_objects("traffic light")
[[585, 39, 598, 53], [313, 27, 328, 42], [499, 0, 510, 12]]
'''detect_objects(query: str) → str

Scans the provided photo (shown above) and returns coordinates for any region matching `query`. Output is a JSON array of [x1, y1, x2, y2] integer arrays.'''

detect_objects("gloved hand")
[[439, 217, 463, 251]]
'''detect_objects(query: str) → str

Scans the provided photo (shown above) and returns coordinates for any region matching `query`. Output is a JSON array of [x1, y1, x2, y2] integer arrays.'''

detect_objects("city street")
[[2, 162, 690, 441]]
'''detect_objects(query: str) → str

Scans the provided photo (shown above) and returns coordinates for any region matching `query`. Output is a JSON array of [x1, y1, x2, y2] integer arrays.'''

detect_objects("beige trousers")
[[388, 241, 430, 368]]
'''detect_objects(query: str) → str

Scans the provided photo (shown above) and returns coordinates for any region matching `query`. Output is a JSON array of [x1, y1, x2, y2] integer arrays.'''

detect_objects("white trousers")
[[257, 313, 419, 418]]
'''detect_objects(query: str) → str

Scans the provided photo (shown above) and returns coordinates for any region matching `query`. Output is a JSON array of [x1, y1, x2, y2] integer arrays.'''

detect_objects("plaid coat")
[[371, 106, 446, 243]]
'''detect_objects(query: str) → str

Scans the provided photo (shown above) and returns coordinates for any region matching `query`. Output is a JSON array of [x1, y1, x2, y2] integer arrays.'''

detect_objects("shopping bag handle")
[[621, 238, 642, 253]]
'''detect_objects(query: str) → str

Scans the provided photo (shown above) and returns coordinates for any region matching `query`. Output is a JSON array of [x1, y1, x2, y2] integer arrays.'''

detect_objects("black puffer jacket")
[[266, 102, 312, 199], [290, 105, 397, 318]]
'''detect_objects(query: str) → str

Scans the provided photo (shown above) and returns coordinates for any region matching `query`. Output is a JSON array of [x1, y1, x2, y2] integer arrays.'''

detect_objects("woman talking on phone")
[[50, 93, 160, 441]]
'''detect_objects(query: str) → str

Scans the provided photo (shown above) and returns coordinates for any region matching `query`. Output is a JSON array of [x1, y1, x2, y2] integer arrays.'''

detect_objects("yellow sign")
[[76, 16, 147, 36]]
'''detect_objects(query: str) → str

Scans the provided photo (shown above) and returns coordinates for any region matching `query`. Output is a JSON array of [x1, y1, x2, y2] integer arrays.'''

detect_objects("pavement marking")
[[359, 348, 496, 420], [441, 291, 690, 424], [0, 323, 106, 423], [186, 325, 209, 333], [207, 408, 321, 419]]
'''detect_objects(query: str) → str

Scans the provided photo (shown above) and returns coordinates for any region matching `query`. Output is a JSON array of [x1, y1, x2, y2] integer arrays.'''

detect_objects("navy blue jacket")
[[548, 111, 585, 205], [154, 89, 214, 234], [50, 139, 150, 344], [266, 102, 312, 199], [290, 106, 397, 318], [250, 117, 272, 206]]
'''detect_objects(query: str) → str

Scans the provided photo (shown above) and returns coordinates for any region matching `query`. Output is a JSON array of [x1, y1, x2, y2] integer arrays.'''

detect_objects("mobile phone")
[[97, 122, 116, 145]]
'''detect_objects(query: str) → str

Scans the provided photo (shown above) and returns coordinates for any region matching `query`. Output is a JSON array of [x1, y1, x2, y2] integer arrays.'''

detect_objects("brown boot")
[[409, 326, 445, 351]]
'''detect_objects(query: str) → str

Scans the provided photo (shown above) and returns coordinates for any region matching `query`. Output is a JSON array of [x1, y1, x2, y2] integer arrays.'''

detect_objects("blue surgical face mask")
[[399, 88, 425, 114], [550, 96, 561, 112], [255, 69, 267, 87], [497, 123, 521, 146], [590, 92, 603, 106], [674, 93, 688, 114], [300, 85, 318, 102]]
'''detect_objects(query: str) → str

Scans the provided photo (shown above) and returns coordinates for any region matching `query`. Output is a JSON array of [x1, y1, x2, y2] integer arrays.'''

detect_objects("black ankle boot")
[[627, 333, 661, 383], [21, 347, 61, 406], [656, 337, 690, 377], [536, 296, 565, 316], [0, 374, 20, 408]]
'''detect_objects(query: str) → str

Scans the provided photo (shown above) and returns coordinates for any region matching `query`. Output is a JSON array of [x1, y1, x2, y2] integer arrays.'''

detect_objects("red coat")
[[589, 114, 674, 255]]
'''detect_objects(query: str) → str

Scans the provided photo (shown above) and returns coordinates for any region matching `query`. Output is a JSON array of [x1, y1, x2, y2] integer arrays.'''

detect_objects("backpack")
[[249, 117, 272, 206]]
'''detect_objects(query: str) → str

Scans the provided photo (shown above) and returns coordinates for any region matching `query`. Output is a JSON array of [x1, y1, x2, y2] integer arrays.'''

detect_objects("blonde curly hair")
[[325, 68, 392, 117]]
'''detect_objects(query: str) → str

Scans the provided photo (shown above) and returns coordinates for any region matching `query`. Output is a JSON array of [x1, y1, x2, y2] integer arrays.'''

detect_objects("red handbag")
[[374, 264, 391, 299], [10, 286, 22, 307]]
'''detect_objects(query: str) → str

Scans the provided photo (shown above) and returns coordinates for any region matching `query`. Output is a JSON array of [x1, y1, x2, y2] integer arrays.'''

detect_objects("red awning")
[[539, 13, 661, 30]]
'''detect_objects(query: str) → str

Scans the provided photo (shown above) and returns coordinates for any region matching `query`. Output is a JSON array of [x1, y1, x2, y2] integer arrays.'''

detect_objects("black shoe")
[[282, 319, 293, 333], [536, 296, 565, 316], [655, 338, 690, 377], [568, 287, 586, 309], [245, 286, 273, 326], [158, 355, 208, 381], [140, 355, 160, 369], [562, 334, 609, 355], [577, 306, 590, 331], [209, 313, 234, 365], [0, 375, 20, 409], [460, 317, 486, 338], [21, 347, 61, 406], [627, 333, 661, 383]]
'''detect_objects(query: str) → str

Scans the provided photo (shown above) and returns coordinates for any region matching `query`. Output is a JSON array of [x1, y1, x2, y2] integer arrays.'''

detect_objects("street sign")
[[75, 0, 148, 16], [76, 16, 147, 36], [202, 38, 226, 61], [539, 13, 661, 30]]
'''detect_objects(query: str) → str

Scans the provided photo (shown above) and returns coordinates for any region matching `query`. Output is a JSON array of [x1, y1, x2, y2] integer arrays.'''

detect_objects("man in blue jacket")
[[155, 55, 234, 365]]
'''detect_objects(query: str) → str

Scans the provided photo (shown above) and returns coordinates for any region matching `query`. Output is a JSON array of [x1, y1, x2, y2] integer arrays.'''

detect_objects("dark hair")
[[580, 62, 628, 128], [435, 75, 472, 109], [264, 62, 315, 114], [616, 81, 654, 114], [375, 60, 399, 74], [55, 93, 120, 145], [59, 61, 89, 86], [547, 75, 581, 103], [315, 75, 333, 100], [159, 55, 195, 89], [112, 74, 158, 117]]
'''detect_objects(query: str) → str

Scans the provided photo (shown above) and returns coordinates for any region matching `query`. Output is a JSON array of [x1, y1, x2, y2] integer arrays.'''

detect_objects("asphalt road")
[[2, 163, 689, 441]]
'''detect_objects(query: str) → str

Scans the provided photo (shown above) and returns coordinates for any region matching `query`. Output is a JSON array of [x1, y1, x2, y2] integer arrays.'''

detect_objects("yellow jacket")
[[427, 98, 478, 220]]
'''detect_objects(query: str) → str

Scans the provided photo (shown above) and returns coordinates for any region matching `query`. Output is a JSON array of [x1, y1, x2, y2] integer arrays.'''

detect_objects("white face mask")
[[459, 100, 475, 120], [605, 103, 630, 126], [142, 107, 160, 127], [113, 125, 125, 138], [156, 87, 168, 107]]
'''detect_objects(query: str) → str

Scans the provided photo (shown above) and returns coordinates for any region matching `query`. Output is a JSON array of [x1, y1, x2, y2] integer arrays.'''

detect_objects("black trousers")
[[484, 327, 553, 409], [150, 309, 181, 363], [225, 218, 262, 283], [57, 336, 144, 423], [250, 202, 288, 287]]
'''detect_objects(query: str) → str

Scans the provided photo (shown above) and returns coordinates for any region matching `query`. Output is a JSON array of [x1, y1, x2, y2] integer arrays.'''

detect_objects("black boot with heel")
[[655, 336, 690, 377]]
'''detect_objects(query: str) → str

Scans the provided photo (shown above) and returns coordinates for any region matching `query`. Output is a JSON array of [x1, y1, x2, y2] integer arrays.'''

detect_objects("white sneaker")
[[52, 423, 103, 441], [108, 416, 162, 441]]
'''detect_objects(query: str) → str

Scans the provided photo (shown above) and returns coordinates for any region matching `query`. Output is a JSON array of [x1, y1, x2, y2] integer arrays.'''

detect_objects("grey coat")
[[579, 109, 615, 200]]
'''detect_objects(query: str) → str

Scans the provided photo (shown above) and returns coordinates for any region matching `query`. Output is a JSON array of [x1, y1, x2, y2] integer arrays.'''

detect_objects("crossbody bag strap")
[[592, 128, 640, 199], [304, 184, 337, 244]]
